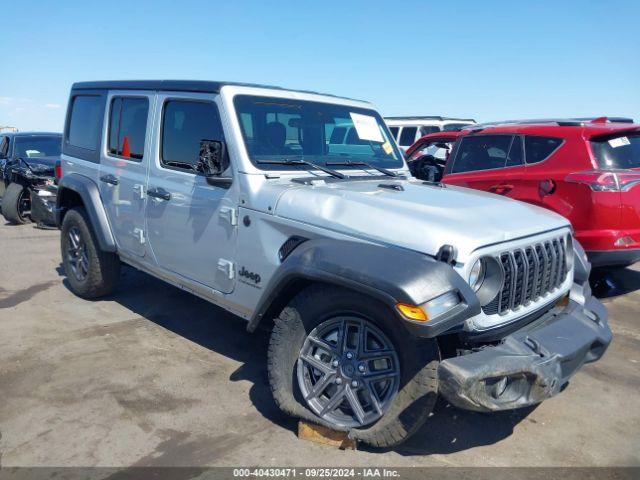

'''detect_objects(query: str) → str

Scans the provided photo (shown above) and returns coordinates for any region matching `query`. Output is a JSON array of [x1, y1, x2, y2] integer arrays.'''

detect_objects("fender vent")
[[278, 236, 308, 262]]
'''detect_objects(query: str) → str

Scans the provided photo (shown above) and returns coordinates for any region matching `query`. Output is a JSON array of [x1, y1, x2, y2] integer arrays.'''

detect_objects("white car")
[[385, 116, 476, 151]]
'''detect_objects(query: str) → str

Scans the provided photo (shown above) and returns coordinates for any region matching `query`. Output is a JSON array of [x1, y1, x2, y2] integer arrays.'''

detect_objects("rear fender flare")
[[56, 173, 116, 252]]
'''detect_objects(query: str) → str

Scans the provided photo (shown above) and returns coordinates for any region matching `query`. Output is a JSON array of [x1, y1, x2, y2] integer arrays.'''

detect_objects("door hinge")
[[219, 206, 238, 226], [217, 259, 235, 280], [133, 228, 145, 244]]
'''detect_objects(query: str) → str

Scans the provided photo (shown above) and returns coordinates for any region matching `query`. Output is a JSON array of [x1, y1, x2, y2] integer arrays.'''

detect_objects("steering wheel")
[[409, 154, 445, 182]]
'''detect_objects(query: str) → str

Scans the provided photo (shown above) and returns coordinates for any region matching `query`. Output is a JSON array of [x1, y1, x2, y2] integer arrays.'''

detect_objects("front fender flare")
[[248, 239, 480, 338], [56, 173, 117, 252]]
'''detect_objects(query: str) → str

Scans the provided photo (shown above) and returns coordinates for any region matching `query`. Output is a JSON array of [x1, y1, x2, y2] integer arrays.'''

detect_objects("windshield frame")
[[230, 93, 406, 173]]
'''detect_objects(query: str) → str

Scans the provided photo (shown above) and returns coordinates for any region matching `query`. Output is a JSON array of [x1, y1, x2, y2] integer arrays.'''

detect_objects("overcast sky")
[[2, 0, 639, 132]]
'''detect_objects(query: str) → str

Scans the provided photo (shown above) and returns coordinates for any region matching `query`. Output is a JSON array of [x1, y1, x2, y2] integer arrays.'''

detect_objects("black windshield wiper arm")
[[325, 160, 399, 177], [256, 158, 346, 179]]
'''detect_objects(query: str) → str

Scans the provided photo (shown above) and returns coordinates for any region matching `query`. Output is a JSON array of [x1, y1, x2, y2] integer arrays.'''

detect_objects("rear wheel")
[[268, 284, 440, 447], [1, 183, 31, 224], [61, 207, 120, 298]]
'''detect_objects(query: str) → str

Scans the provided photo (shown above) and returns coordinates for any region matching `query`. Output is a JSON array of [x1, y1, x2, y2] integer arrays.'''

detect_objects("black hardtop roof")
[[71, 80, 367, 102]]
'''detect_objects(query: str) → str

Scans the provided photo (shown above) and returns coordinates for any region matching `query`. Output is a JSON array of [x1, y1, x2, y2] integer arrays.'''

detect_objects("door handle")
[[489, 183, 513, 195], [100, 174, 119, 186], [147, 187, 171, 201]]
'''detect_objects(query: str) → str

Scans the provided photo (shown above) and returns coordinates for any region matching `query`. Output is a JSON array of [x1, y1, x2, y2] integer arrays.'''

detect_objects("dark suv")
[[0, 132, 61, 225], [407, 118, 640, 268]]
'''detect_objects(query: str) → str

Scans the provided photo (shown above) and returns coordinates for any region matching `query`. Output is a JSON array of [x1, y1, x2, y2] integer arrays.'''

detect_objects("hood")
[[273, 178, 570, 262]]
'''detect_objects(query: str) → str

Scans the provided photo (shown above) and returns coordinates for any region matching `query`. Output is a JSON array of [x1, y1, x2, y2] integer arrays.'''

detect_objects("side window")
[[329, 126, 347, 144], [389, 127, 399, 140], [0, 136, 8, 157], [419, 125, 440, 136], [506, 135, 523, 167], [67, 95, 103, 151], [525, 136, 563, 164], [108, 97, 149, 160], [161, 100, 225, 173], [399, 127, 417, 146], [452, 135, 513, 173]]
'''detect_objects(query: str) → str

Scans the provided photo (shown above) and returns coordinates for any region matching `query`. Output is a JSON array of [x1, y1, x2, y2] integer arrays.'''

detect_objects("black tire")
[[61, 207, 120, 298], [1, 183, 30, 224], [268, 284, 439, 448]]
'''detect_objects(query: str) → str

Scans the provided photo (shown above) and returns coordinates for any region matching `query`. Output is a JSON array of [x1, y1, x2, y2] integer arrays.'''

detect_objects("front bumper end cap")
[[438, 296, 612, 412]]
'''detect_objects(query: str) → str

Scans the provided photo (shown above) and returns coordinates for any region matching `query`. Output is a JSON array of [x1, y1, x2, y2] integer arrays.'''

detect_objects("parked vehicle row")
[[406, 118, 640, 269], [0, 132, 61, 226], [50, 80, 611, 448], [384, 116, 476, 152]]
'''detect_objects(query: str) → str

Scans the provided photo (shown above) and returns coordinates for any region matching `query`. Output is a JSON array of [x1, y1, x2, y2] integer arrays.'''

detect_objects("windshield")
[[234, 95, 404, 171], [591, 133, 640, 170], [13, 136, 62, 158]]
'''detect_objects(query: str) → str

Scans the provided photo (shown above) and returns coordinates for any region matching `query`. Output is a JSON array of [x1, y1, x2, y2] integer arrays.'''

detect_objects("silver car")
[[55, 80, 611, 447]]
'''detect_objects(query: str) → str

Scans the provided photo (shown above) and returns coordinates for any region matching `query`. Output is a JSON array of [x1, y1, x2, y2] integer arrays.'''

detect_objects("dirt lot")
[[0, 222, 639, 467]]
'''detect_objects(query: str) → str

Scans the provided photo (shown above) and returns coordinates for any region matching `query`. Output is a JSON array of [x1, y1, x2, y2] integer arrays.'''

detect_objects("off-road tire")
[[1, 183, 30, 224], [267, 284, 440, 448], [61, 207, 120, 298]]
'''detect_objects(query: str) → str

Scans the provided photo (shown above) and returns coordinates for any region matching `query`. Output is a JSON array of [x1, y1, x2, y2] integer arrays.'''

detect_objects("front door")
[[99, 92, 154, 257], [145, 93, 236, 294]]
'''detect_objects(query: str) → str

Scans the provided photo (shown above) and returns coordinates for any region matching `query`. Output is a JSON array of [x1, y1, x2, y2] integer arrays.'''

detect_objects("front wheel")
[[268, 285, 440, 448], [1, 182, 31, 224]]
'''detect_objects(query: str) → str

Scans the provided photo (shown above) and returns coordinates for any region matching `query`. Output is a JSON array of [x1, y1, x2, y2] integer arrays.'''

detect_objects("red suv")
[[406, 118, 640, 268]]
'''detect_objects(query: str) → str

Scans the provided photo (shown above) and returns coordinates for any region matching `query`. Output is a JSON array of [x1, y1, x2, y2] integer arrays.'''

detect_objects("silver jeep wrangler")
[[56, 80, 612, 447]]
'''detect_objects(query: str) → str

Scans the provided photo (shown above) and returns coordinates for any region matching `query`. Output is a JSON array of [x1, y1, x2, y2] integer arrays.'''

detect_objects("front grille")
[[482, 236, 568, 315]]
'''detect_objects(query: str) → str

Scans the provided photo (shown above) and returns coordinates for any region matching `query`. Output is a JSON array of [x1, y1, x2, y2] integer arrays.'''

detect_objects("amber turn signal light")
[[396, 303, 429, 322]]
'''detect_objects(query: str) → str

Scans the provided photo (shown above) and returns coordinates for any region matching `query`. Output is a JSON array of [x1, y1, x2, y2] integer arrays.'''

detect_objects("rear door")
[[443, 134, 526, 198], [99, 91, 154, 257]]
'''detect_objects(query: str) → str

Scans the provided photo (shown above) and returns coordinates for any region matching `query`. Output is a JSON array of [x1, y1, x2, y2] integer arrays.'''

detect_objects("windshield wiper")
[[325, 160, 399, 177], [256, 158, 346, 179]]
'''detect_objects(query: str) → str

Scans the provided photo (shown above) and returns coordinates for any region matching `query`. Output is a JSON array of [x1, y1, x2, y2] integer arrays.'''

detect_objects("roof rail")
[[470, 117, 636, 129]]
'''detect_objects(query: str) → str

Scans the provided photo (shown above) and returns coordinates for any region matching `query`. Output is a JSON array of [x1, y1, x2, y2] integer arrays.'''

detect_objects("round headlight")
[[468, 259, 486, 292]]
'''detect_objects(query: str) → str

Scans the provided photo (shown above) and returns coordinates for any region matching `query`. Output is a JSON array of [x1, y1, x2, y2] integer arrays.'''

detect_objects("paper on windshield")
[[608, 137, 630, 148], [350, 113, 384, 143]]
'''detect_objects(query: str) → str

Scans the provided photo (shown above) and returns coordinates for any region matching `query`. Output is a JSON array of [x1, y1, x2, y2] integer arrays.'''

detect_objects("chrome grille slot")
[[483, 236, 569, 316]]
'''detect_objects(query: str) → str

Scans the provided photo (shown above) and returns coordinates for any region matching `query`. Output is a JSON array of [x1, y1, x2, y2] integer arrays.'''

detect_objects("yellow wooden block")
[[298, 421, 358, 450]]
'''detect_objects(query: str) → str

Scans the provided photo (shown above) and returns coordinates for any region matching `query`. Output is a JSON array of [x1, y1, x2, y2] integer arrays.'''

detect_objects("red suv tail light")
[[54, 161, 62, 183], [566, 169, 640, 192]]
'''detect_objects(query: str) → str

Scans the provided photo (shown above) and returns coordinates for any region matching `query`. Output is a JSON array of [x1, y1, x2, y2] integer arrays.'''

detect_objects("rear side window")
[[524, 136, 562, 164], [419, 125, 440, 136], [67, 95, 103, 151], [452, 135, 514, 173], [389, 127, 399, 139], [108, 97, 149, 160], [161, 100, 225, 172], [399, 127, 417, 146], [591, 134, 640, 169]]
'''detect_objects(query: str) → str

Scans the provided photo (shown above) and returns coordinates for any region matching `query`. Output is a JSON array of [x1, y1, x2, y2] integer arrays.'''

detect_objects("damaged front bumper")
[[438, 284, 611, 412]]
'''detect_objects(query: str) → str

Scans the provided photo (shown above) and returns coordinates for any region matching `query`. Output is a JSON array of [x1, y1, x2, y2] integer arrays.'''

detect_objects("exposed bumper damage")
[[438, 288, 611, 412], [30, 185, 58, 226]]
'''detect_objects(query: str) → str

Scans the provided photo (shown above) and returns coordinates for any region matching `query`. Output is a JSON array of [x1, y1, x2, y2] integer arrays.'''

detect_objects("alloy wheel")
[[67, 226, 89, 281], [297, 316, 400, 428]]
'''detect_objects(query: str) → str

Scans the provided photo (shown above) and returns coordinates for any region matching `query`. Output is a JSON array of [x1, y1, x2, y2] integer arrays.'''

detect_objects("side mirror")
[[198, 140, 232, 188]]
